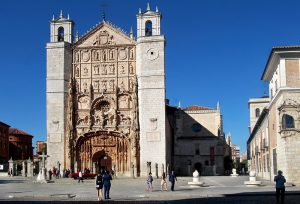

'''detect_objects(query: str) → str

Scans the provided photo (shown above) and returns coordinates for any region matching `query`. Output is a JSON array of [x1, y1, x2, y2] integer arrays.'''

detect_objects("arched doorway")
[[75, 131, 132, 176], [92, 150, 112, 173]]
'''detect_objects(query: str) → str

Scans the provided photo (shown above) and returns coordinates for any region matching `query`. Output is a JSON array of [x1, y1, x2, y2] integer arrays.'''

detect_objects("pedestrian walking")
[[161, 172, 168, 191], [95, 171, 103, 201], [146, 172, 153, 191], [274, 170, 286, 203], [78, 170, 83, 183], [103, 170, 112, 199], [169, 171, 177, 191]]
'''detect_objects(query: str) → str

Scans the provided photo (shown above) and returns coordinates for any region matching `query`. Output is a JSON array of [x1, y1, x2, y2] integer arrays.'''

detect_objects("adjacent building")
[[248, 46, 300, 184], [9, 128, 33, 160], [167, 104, 230, 176], [0, 121, 10, 163]]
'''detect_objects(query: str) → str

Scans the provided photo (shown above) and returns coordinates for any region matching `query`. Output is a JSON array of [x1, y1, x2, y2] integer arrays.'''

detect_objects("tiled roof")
[[0, 121, 10, 127], [9, 128, 32, 137], [183, 105, 212, 111]]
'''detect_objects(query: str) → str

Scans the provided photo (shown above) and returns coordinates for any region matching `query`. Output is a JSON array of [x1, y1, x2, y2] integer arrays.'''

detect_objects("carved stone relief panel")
[[77, 111, 89, 126], [78, 95, 90, 110], [81, 64, 90, 77], [74, 65, 80, 78], [118, 95, 129, 109], [118, 48, 127, 61], [92, 64, 100, 76], [128, 62, 135, 75], [102, 49, 108, 62], [92, 50, 101, 61], [101, 63, 108, 75], [129, 47, 135, 60], [81, 79, 91, 93], [118, 62, 128, 76], [128, 77, 135, 92], [81, 50, 91, 63], [93, 80, 100, 92], [109, 49, 116, 61], [74, 50, 80, 63], [118, 78, 128, 92], [108, 63, 116, 75]]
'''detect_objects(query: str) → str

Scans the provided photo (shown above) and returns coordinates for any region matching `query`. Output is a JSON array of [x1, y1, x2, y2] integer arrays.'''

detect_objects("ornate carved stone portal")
[[66, 23, 139, 175]]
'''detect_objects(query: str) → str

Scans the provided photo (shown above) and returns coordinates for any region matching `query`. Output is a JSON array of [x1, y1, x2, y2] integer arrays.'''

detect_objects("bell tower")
[[46, 11, 73, 170], [50, 10, 73, 43], [136, 3, 168, 176]]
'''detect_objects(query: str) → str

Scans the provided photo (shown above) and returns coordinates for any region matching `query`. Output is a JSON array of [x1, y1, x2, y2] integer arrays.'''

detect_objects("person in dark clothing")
[[274, 170, 286, 203], [169, 171, 177, 191], [103, 170, 112, 199], [95, 171, 103, 201]]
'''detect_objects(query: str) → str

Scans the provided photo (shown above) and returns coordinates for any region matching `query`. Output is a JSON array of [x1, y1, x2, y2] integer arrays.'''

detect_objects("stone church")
[[46, 4, 228, 177]]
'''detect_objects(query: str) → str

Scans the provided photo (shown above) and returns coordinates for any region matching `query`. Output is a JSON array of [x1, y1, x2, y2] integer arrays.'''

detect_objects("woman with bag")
[[161, 172, 168, 191], [95, 171, 103, 201]]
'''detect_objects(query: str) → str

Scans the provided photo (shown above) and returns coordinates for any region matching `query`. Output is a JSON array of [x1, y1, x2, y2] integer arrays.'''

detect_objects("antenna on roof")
[[100, 2, 108, 22]]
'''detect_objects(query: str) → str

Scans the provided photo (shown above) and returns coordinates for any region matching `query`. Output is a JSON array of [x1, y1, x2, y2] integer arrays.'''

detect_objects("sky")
[[1, 0, 300, 153]]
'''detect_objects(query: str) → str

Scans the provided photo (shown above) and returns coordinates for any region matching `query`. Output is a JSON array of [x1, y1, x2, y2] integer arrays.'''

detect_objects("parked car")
[[69, 172, 96, 179]]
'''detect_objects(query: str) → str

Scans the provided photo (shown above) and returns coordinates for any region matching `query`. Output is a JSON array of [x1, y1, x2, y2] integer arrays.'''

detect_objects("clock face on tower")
[[147, 48, 159, 60]]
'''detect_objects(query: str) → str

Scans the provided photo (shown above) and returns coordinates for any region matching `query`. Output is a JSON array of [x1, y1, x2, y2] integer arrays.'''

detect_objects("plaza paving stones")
[[0, 175, 300, 203]]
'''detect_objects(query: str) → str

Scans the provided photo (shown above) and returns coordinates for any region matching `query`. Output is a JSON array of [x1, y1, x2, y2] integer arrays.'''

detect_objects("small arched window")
[[58, 27, 64, 42], [282, 114, 295, 129], [145, 20, 152, 36], [255, 108, 260, 118]]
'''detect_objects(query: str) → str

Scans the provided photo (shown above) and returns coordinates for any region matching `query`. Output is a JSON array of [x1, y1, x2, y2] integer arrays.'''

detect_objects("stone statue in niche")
[[78, 96, 89, 109], [119, 95, 128, 109], [109, 80, 114, 91], [119, 81, 125, 92], [129, 63, 134, 74], [83, 67, 88, 75], [102, 64, 107, 75], [94, 80, 99, 90], [94, 50, 100, 61], [101, 80, 107, 92], [129, 48, 134, 59], [120, 65, 125, 74], [129, 79, 134, 91], [109, 50, 115, 60], [102, 50, 107, 62], [83, 82, 88, 93], [75, 65, 80, 77], [93, 65, 100, 75], [109, 64, 115, 74], [84, 115, 89, 125]]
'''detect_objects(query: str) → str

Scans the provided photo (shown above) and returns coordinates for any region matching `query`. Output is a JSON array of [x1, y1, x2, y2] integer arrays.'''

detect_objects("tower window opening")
[[145, 20, 152, 36], [282, 114, 295, 129], [255, 108, 260, 118], [58, 27, 64, 42]]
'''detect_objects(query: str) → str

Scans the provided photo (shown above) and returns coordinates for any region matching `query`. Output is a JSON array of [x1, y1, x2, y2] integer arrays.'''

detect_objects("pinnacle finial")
[[59, 10, 63, 18], [178, 101, 181, 108], [217, 101, 220, 110], [139, 8, 141, 14], [147, 3, 150, 11], [67, 13, 70, 20], [75, 31, 79, 42], [156, 6, 158, 12], [52, 15, 55, 21], [130, 26, 134, 39]]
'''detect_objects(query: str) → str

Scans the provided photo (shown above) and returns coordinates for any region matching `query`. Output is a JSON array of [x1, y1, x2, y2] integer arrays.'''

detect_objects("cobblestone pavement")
[[0, 175, 299, 203]]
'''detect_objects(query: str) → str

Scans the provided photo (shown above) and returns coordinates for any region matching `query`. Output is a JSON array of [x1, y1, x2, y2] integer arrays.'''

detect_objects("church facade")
[[46, 4, 228, 177], [47, 5, 167, 177]]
